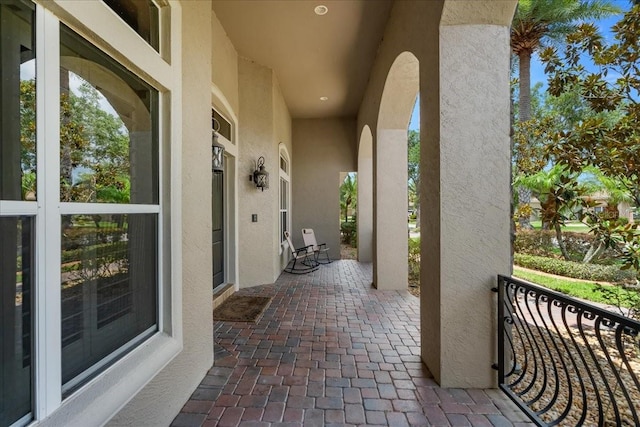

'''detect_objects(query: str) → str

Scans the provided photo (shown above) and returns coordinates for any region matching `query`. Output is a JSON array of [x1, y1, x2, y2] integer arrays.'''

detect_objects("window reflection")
[[60, 25, 158, 204], [0, 216, 34, 426], [103, 0, 160, 51], [0, 1, 36, 202], [61, 214, 157, 388]]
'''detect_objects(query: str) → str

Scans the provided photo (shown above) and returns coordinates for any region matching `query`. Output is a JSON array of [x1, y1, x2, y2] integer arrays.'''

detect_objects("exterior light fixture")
[[251, 156, 269, 191], [212, 118, 224, 172], [314, 5, 328, 15], [320, 96, 328, 101]]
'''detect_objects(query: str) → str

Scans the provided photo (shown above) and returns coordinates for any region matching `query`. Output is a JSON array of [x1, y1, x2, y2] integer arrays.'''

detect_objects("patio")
[[171, 261, 533, 427]]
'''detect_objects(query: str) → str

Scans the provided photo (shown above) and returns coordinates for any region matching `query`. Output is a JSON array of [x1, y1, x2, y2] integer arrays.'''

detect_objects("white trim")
[[278, 144, 291, 248], [16, 3, 181, 424], [38, 333, 181, 427], [58, 203, 160, 215], [211, 84, 238, 147], [37, 8, 63, 418], [45, 0, 172, 91], [0, 201, 38, 216]]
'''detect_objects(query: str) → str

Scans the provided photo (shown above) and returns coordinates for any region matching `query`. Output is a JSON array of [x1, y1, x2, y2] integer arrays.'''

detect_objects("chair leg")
[[284, 256, 318, 274]]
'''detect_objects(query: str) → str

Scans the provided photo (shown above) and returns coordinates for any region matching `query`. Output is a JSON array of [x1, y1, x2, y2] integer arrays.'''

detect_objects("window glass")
[[1, 2, 36, 425], [0, 216, 34, 426], [279, 177, 289, 241], [60, 25, 159, 204], [280, 156, 288, 174], [61, 213, 157, 389], [103, 0, 159, 51], [212, 110, 232, 142], [0, 0, 36, 202]]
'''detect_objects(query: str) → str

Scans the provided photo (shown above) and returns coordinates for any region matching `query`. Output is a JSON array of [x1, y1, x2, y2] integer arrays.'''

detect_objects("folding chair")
[[302, 228, 332, 265], [283, 231, 318, 274]]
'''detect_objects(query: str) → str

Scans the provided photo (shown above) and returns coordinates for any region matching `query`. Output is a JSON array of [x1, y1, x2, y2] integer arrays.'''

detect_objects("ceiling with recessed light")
[[212, 0, 393, 119]]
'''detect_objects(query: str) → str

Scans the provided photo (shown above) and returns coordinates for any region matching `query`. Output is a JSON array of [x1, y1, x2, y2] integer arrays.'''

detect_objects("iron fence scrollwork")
[[496, 275, 640, 426]]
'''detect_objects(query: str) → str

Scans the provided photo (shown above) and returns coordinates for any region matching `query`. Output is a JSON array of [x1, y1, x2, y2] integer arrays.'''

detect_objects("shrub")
[[340, 221, 357, 246], [514, 230, 556, 256], [514, 253, 635, 283], [408, 237, 420, 282], [515, 229, 620, 263]]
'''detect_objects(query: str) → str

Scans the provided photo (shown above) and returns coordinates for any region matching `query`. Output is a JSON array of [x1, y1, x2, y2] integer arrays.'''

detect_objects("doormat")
[[213, 295, 272, 322]]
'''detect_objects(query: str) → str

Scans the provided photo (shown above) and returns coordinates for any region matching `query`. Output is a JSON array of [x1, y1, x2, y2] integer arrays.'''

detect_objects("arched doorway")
[[357, 126, 373, 262], [374, 51, 419, 290]]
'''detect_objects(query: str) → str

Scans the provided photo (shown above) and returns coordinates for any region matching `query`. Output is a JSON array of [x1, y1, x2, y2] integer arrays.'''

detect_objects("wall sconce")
[[212, 118, 224, 172], [251, 156, 269, 191]]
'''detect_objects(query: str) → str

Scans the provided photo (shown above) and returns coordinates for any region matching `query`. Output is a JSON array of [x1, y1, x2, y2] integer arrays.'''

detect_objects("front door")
[[212, 170, 224, 289]]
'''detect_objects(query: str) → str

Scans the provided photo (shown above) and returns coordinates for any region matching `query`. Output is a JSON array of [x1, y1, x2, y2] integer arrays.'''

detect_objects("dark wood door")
[[212, 171, 224, 289]]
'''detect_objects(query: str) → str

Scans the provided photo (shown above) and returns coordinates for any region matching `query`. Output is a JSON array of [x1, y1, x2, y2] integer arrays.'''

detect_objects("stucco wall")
[[211, 9, 239, 116], [108, 1, 214, 424], [292, 118, 357, 261], [237, 58, 277, 287], [237, 58, 292, 286]]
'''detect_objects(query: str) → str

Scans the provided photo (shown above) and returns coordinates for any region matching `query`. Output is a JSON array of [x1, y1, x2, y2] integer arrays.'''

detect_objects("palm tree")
[[340, 174, 357, 223], [515, 164, 590, 260], [511, 0, 620, 228], [511, 0, 619, 122]]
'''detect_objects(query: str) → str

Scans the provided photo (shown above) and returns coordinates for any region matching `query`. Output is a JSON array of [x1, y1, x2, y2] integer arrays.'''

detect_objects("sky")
[[408, 1, 630, 131]]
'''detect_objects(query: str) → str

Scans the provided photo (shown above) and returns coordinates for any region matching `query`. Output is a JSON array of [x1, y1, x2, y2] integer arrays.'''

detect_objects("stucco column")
[[357, 128, 373, 263], [421, 23, 511, 388], [374, 128, 408, 290]]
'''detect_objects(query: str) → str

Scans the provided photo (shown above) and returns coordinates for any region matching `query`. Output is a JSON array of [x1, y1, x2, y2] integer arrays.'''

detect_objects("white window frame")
[[0, 3, 183, 425], [279, 144, 291, 246]]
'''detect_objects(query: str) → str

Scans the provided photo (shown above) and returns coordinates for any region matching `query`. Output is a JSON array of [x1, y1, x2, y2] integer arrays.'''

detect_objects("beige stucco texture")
[[292, 119, 357, 261]]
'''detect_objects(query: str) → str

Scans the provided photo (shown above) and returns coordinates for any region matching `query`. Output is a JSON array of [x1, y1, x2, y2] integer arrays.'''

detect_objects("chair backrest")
[[302, 228, 318, 249], [283, 231, 295, 255]]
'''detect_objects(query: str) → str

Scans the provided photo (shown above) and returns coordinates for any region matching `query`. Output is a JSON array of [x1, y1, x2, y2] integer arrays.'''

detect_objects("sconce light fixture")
[[212, 118, 224, 172], [251, 156, 269, 191]]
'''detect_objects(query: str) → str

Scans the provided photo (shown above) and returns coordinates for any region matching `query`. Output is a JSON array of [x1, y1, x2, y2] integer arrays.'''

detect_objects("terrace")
[[172, 261, 532, 427]]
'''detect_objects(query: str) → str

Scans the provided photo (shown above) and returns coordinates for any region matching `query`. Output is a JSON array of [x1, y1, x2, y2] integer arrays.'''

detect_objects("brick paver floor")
[[172, 260, 533, 427]]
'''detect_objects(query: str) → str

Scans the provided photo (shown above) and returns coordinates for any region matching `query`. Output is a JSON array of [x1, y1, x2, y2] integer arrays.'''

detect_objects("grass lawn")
[[529, 220, 590, 233], [513, 267, 639, 308]]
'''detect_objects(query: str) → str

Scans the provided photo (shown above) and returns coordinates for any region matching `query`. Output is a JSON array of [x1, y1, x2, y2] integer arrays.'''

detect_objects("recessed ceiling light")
[[314, 5, 328, 15], [320, 96, 328, 101]]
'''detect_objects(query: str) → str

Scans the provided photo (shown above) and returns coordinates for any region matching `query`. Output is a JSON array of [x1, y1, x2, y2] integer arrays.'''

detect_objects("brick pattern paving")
[[172, 260, 534, 427]]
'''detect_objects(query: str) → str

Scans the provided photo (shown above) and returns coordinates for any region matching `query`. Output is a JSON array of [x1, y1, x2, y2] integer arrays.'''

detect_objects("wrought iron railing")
[[495, 275, 640, 426]]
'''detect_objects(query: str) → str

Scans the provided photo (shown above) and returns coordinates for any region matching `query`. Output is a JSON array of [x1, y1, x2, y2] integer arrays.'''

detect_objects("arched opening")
[[357, 126, 373, 262], [374, 51, 419, 290]]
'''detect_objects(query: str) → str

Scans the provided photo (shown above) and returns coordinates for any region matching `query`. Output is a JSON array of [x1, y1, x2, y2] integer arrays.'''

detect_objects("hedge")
[[513, 253, 635, 283], [514, 229, 620, 263]]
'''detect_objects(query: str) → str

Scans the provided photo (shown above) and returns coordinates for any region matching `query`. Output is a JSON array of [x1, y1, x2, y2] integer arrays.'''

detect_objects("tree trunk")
[[516, 51, 533, 229], [518, 186, 533, 229], [555, 222, 570, 261], [583, 241, 605, 264], [518, 51, 532, 122]]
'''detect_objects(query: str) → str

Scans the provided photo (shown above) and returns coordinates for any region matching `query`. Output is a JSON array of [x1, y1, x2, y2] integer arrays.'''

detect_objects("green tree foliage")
[[511, 0, 620, 228], [64, 82, 131, 203], [20, 77, 131, 203], [540, 5, 640, 280], [511, 0, 620, 121], [516, 164, 594, 260], [20, 80, 36, 198], [340, 173, 357, 223], [407, 130, 420, 222]]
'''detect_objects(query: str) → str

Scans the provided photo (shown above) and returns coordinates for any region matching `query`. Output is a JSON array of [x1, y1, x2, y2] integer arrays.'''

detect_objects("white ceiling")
[[212, 0, 393, 119]]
